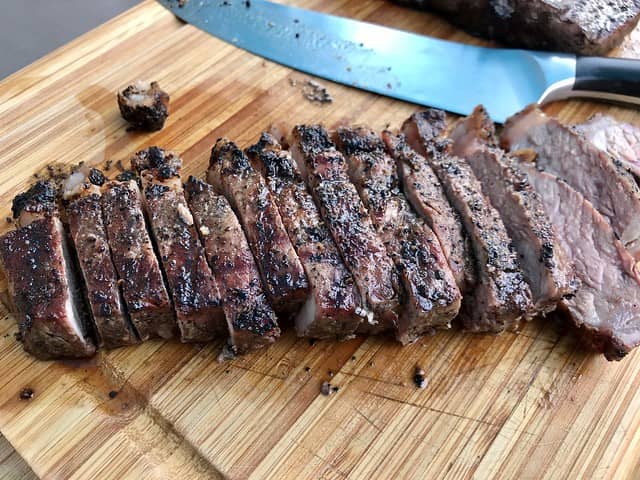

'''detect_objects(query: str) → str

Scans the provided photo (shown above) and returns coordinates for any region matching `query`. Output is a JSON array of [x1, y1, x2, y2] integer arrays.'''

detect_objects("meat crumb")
[[320, 381, 332, 396], [104, 160, 113, 171], [309, 338, 316, 346], [115, 160, 125, 172], [304, 366, 311, 372], [108, 390, 118, 399], [302, 80, 333, 104], [19, 388, 34, 400], [413, 365, 427, 389]]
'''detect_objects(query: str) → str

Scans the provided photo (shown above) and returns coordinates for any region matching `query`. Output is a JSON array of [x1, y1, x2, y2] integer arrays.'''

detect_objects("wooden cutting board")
[[2, 1, 640, 478]]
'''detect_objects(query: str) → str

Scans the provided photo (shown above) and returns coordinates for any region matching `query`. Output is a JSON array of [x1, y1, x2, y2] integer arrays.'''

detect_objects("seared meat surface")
[[502, 106, 640, 264], [208, 138, 309, 316], [403, 110, 533, 332], [132, 147, 226, 343], [451, 106, 577, 314], [185, 176, 280, 353], [0, 181, 96, 359], [247, 133, 364, 339], [117, 80, 169, 131], [289, 125, 399, 334], [334, 126, 461, 343], [101, 179, 176, 340], [395, 0, 640, 55]]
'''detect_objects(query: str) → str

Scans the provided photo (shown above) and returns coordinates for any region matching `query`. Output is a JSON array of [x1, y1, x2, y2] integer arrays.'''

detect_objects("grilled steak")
[[403, 110, 533, 332], [382, 130, 475, 292], [502, 106, 640, 264], [101, 179, 176, 340], [395, 0, 640, 55], [0, 181, 96, 359], [185, 176, 280, 353], [117, 80, 169, 131], [451, 106, 577, 314], [574, 114, 640, 179], [289, 125, 399, 334], [247, 133, 365, 339], [524, 167, 640, 361], [208, 138, 309, 316], [132, 147, 226, 343], [64, 168, 138, 349], [334, 126, 461, 342]]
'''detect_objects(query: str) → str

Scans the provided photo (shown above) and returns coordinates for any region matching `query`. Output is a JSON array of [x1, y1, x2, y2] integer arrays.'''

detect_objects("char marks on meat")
[[101, 179, 176, 340], [207, 138, 309, 316], [403, 110, 533, 332], [501, 106, 640, 265], [247, 133, 364, 339], [0, 181, 96, 359], [334, 126, 461, 343], [132, 148, 226, 343], [289, 125, 399, 334], [451, 106, 577, 314], [185, 176, 280, 353]]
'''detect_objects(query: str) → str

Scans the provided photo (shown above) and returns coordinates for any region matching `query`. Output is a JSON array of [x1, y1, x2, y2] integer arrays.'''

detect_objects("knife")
[[157, 0, 640, 123]]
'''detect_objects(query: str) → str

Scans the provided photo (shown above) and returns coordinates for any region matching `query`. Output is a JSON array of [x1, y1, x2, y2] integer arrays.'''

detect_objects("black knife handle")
[[573, 56, 640, 101]]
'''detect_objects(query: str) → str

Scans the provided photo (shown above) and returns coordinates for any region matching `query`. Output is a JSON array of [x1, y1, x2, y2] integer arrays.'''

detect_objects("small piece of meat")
[[395, 0, 640, 55], [382, 130, 475, 293], [289, 125, 399, 334], [524, 167, 640, 361], [403, 110, 533, 332], [0, 182, 96, 359], [101, 179, 176, 340], [132, 148, 226, 343], [502, 106, 640, 265], [334, 126, 461, 343], [247, 132, 364, 339], [185, 176, 280, 353], [66, 172, 138, 349], [450, 106, 577, 315], [207, 138, 309, 316], [117, 80, 169, 131], [574, 114, 640, 179]]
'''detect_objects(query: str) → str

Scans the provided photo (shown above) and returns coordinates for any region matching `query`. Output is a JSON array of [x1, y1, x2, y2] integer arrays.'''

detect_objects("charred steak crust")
[[247, 132, 363, 339], [185, 176, 279, 353], [12, 181, 57, 221], [208, 138, 309, 315], [289, 125, 399, 334], [117, 81, 169, 131], [101, 180, 176, 341], [334, 126, 461, 343], [132, 148, 226, 343]]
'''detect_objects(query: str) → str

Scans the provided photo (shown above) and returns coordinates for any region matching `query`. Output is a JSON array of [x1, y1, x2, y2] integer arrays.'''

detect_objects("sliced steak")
[[132, 147, 226, 343], [574, 114, 640, 179], [101, 179, 176, 341], [333, 126, 461, 342], [382, 130, 475, 292], [403, 110, 533, 332], [501, 106, 640, 264], [185, 177, 280, 353], [0, 181, 96, 359], [450, 106, 577, 314], [289, 125, 399, 334], [523, 167, 640, 361], [395, 0, 640, 55], [64, 169, 138, 349], [247, 133, 365, 339], [207, 138, 309, 316]]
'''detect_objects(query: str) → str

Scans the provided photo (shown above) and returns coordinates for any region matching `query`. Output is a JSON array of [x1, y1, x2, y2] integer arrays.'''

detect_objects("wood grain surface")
[[1, 1, 640, 478]]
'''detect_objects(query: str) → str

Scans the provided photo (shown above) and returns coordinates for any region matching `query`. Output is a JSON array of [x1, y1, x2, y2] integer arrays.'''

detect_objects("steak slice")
[[132, 148, 226, 343], [101, 179, 176, 341], [289, 125, 399, 334], [64, 168, 138, 349], [403, 110, 533, 332], [333, 126, 461, 342], [382, 130, 475, 293], [247, 133, 365, 339], [395, 0, 640, 55], [574, 114, 640, 179], [450, 106, 577, 314], [501, 106, 640, 264], [0, 181, 96, 359], [185, 177, 280, 353], [524, 167, 640, 361], [208, 138, 309, 316]]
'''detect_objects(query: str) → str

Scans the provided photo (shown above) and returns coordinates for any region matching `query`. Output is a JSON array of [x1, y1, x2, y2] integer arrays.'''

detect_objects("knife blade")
[[157, 0, 640, 123]]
